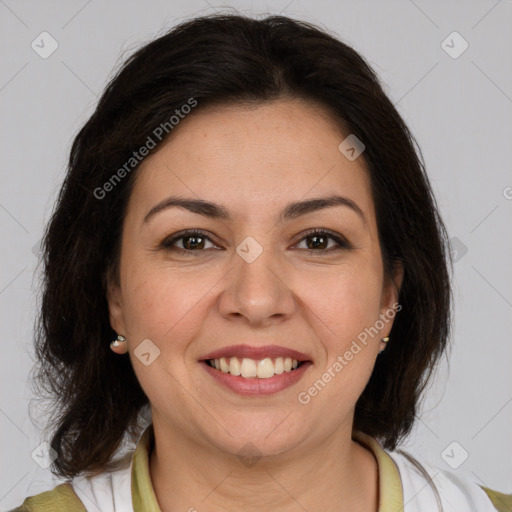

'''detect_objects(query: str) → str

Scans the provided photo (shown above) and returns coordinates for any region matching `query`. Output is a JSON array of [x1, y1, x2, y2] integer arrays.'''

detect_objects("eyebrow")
[[143, 194, 366, 225]]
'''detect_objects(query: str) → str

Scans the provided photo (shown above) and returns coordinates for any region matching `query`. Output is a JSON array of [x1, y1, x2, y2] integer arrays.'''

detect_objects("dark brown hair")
[[31, 13, 453, 479]]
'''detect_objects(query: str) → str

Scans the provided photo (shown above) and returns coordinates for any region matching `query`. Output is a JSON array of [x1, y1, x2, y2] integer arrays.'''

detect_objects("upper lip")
[[200, 344, 312, 362]]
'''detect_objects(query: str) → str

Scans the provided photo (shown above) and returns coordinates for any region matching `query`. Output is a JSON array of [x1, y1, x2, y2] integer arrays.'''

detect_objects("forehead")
[[128, 98, 375, 224]]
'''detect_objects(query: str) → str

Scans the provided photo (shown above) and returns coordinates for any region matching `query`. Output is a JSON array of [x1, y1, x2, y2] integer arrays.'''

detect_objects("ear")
[[106, 269, 126, 336], [380, 260, 404, 335]]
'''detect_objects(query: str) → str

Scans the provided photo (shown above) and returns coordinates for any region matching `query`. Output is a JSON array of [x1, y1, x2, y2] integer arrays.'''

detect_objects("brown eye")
[[305, 234, 329, 250], [295, 229, 351, 253], [162, 230, 217, 253], [181, 234, 206, 250]]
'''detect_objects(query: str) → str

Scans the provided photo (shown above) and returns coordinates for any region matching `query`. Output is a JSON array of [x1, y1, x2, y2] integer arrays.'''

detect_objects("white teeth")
[[229, 356, 240, 376], [208, 356, 301, 378], [220, 357, 229, 373], [240, 358, 257, 378], [256, 358, 275, 379]]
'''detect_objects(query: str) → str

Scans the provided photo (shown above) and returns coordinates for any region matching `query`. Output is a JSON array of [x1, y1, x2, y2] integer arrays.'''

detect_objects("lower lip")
[[200, 361, 312, 396]]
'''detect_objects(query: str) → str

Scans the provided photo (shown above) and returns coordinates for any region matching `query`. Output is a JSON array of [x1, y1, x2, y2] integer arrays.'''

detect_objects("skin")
[[108, 98, 403, 512]]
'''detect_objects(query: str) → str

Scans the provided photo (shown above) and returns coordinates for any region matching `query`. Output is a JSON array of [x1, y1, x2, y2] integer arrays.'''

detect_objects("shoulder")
[[70, 456, 133, 511], [7, 482, 86, 512], [9, 427, 147, 512], [480, 487, 512, 512], [8, 458, 133, 512], [388, 449, 512, 512]]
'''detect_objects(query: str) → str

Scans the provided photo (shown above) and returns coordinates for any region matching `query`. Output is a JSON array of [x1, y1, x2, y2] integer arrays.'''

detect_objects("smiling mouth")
[[204, 356, 305, 379]]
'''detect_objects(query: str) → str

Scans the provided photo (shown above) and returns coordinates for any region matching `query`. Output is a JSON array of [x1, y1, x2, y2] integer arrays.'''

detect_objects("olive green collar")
[[131, 423, 161, 512], [352, 430, 404, 512]]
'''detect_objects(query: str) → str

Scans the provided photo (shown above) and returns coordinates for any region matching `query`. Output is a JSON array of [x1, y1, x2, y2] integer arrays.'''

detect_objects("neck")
[[148, 420, 379, 512]]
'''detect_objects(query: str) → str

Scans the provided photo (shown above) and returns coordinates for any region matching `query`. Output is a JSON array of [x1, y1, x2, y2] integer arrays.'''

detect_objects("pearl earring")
[[110, 335, 127, 352], [379, 337, 390, 354]]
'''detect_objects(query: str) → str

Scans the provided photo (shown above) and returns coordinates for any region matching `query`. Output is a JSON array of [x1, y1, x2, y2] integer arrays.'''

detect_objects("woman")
[[11, 13, 511, 512]]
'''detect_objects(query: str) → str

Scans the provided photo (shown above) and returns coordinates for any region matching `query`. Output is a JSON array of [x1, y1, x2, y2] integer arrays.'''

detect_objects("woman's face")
[[108, 98, 402, 458]]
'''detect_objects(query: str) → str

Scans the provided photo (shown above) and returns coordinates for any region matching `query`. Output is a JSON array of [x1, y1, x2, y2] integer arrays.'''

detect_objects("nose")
[[217, 242, 296, 327]]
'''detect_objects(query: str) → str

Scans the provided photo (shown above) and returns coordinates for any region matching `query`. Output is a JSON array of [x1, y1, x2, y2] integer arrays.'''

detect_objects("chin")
[[201, 414, 308, 460]]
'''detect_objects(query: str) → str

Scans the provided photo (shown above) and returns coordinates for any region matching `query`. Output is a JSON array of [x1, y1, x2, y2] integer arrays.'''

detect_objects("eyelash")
[[160, 228, 351, 256]]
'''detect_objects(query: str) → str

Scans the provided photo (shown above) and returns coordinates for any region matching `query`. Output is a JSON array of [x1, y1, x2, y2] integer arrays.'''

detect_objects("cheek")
[[297, 260, 383, 346], [118, 266, 209, 408], [296, 267, 382, 414], [120, 264, 217, 346]]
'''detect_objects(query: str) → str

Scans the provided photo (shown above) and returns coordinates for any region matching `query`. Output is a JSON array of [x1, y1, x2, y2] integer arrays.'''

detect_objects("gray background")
[[1, 0, 511, 509]]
